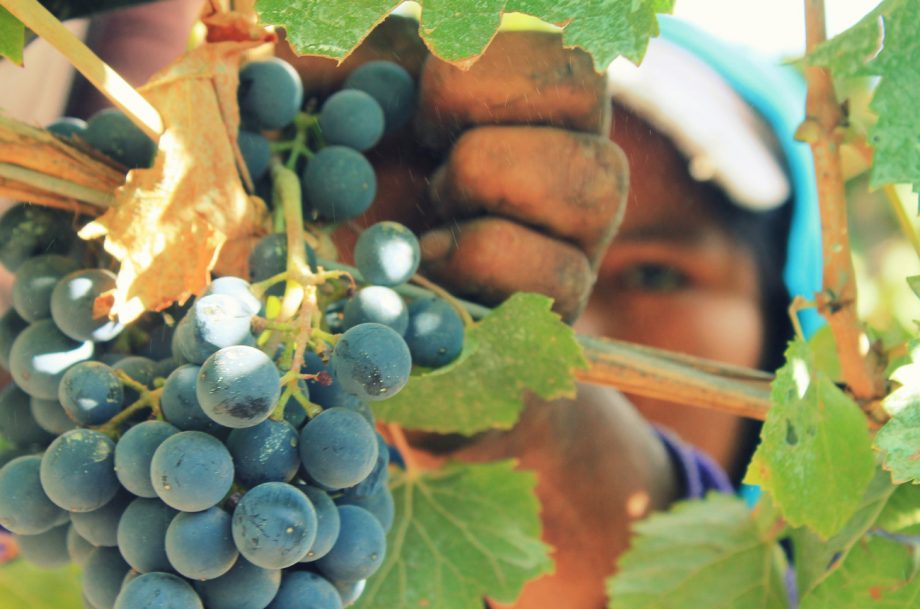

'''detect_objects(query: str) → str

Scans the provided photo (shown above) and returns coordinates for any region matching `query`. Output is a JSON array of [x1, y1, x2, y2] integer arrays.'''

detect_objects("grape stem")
[[802, 0, 885, 403], [94, 387, 164, 438], [411, 273, 475, 327]]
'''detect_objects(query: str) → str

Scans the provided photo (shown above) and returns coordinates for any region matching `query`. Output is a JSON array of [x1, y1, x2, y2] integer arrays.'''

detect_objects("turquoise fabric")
[[657, 16, 825, 339]]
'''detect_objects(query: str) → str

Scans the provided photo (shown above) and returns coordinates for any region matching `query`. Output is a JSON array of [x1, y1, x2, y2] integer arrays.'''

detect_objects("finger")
[[415, 31, 610, 147], [429, 126, 628, 263], [419, 218, 593, 322]]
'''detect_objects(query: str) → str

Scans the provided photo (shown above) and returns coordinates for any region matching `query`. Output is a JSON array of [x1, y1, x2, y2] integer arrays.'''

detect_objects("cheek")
[[576, 291, 764, 370]]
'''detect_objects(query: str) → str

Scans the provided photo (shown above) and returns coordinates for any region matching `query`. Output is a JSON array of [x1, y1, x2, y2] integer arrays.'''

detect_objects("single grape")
[[165, 506, 238, 580], [0, 203, 73, 272], [196, 345, 281, 429], [238, 129, 272, 181], [342, 286, 408, 335], [194, 557, 281, 609], [344, 60, 416, 132], [40, 429, 119, 512], [70, 490, 133, 547], [0, 384, 55, 446], [266, 571, 342, 609], [295, 483, 341, 563], [112, 355, 157, 404], [337, 486, 395, 533], [150, 431, 234, 512], [153, 356, 182, 380], [83, 546, 132, 609], [58, 361, 124, 426], [319, 89, 385, 151], [12, 254, 81, 322], [0, 307, 29, 369], [404, 297, 465, 367], [315, 505, 386, 582], [247, 233, 317, 297], [238, 58, 303, 131], [302, 146, 376, 222], [117, 498, 178, 573], [66, 523, 96, 566], [331, 323, 411, 401], [173, 295, 253, 365], [9, 318, 95, 400], [47, 116, 88, 138], [16, 523, 71, 569], [0, 455, 67, 535], [83, 108, 156, 169], [231, 481, 318, 569], [114, 572, 203, 609], [299, 407, 378, 490], [204, 276, 261, 316], [353, 221, 420, 287], [114, 420, 179, 497], [30, 396, 77, 434], [51, 268, 125, 342], [160, 364, 224, 434], [226, 419, 300, 487]]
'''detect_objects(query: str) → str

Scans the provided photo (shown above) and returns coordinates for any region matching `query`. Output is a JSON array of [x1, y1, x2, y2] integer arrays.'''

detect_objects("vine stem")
[[1, 0, 163, 140], [0, 163, 115, 209], [802, 0, 884, 401]]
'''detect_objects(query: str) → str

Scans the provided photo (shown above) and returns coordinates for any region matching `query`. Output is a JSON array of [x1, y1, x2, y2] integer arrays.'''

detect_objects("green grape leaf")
[[606, 493, 791, 609], [789, 466, 898, 596], [877, 482, 920, 533], [799, 535, 920, 609], [809, 0, 920, 191], [0, 7, 24, 65], [746, 338, 876, 539], [355, 461, 552, 609], [256, 0, 674, 69], [373, 293, 587, 435], [0, 561, 82, 609], [876, 340, 920, 483]]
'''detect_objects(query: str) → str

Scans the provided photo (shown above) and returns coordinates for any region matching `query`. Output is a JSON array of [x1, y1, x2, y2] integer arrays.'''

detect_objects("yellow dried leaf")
[[80, 34, 274, 323]]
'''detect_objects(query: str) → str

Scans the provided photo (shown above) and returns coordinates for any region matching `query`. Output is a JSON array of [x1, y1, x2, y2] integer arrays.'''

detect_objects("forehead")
[[609, 107, 729, 239]]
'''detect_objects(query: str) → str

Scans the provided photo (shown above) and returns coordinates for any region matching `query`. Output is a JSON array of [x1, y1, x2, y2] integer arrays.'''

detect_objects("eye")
[[619, 263, 689, 293]]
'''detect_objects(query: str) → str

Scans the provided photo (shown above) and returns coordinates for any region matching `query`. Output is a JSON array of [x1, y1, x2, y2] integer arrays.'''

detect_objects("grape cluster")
[[0, 56, 468, 609]]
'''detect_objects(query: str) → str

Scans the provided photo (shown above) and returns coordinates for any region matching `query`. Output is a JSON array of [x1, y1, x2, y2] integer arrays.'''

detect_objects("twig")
[[576, 336, 773, 421], [802, 0, 883, 401], [1, 0, 163, 140], [0, 163, 115, 208]]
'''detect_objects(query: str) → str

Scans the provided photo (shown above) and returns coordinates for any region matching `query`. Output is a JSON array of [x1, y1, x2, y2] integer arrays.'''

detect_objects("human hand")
[[282, 18, 628, 322]]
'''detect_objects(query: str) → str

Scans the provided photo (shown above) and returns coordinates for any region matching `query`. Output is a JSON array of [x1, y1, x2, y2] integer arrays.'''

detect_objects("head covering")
[[609, 15, 824, 338]]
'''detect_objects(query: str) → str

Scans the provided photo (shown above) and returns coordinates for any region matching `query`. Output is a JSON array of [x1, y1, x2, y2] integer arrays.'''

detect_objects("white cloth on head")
[[607, 38, 791, 211]]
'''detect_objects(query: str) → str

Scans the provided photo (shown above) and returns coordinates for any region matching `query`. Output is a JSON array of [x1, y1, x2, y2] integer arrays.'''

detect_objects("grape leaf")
[[789, 466, 897, 596], [876, 340, 920, 483], [79, 30, 272, 323], [799, 535, 920, 609], [877, 483, 920, 533], [746, 338, 876, 539], [0, 561, 82, 609], [808, 0, 920, 192], [256, 0, 674, 70], [0, 7, 24, 65], [372, 293, 587, 435], [355, 461, 552, 609], [606, 493, 791, 609]]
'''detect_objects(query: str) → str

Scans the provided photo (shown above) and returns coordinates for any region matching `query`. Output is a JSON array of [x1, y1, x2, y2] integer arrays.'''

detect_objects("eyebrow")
[[614, 223, 712, 245]]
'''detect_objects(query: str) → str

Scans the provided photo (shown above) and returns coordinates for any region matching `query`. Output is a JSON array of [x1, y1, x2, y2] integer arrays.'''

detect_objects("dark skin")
[[64, 8, 768, 609]]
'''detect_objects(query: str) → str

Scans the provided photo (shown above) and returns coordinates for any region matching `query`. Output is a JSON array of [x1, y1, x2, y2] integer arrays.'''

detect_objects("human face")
[[575, 109, 765, 471]]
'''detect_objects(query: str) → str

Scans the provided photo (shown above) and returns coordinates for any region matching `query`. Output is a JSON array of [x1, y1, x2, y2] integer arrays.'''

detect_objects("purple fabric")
[[653, 427, 734, 499]]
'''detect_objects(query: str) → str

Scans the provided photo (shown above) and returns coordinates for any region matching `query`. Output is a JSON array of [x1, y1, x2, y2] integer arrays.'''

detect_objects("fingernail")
[[419, 228, 455, 263]]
